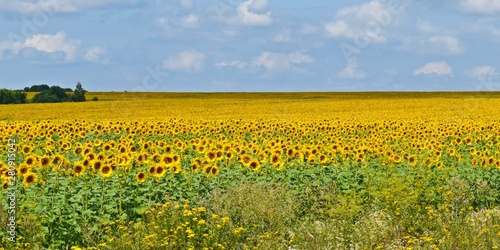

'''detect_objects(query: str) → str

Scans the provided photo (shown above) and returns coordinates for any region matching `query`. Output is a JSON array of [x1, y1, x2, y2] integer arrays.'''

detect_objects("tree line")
[[0, 83, 88, 104]]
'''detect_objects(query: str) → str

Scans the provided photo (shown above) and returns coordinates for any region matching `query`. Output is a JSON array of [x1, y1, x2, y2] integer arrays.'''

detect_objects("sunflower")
[[172, 154, 180, 163], [86, 152, 96, 161], [152, 153, 162, 163], [206, 151, 217, 161], [249, 161, 261, 171], [82, 159, 90, 167], [191, 162, 200, 172], [136, 172, 147, 183], [73, 164, 85, 177], [210, 165, 220, 175], [22, 173, 38, 187], [18, 164, 30, 176], [239, 154, 252, 166], [25, 156, 36, 166], [149, 166, 157, 176], [97, 153, 106, 161], [203, 165, 213, 175], [73, 146, 83, 156], [163, 155, 174, 166], [92, 160, 102, 172], [103, 143, 112, 152], [100, 164, 113, 178], [171, 164, 181, 174], [40, 156, 50, 168], [408, 155, 417, 166], [51, 154, 63, 166], [22, 145, 32, 154], [270, 154, 280, 165], [274, 161, 284, 171], [155, 165, 166, 178]]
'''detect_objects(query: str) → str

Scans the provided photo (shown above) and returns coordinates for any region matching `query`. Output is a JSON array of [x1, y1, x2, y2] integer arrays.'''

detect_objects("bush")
[[0, 89, 27, 104], [32, 86, 69, 103], [31, 83, 87, 103], [201, 180, 299, 232], [92, 97, 98, 101]]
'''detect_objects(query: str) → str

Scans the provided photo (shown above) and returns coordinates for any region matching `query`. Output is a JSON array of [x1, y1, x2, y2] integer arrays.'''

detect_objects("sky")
[[0, 0, 499, 92]]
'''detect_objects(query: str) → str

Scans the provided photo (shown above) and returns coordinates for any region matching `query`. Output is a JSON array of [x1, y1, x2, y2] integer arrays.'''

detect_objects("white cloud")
[[467, 66, 498, 81], [338, 58, 366, 80], [416, 21, 440, 34], [273, 29, 292, 43], [162, 50, 205, 72], [181, 14, 199, 28], [426, 36, 466, 55], [252, 51, 313, 72], [215, 60, 247, 69], [324, 0, 402, 44], [227, 0, 272, 26], [325, 21, 358, 40], [180, 0, 192, 8], [0, 31, 79, 62], [413, 61, 453, 76], [460, 0, 500, 14], [0, 0, 139, 14], [84, 47, 108, 64]]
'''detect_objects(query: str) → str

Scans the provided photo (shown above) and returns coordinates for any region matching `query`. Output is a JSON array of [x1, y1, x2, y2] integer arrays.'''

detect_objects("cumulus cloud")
[[0, 31, 79, 62], [252, 51, 313, 72], [467, 66, 498, 81], [180, 0, 192, 8], [324, 0, 405, 44], [338, 58, 366, 80], [215, 60, 247, 69], [84, 47, 108, 64], [413, 61, 453, 76], [162, 50, 205, 72], [273, 29, 292, 43], [222, 0, 272, 26], [460, 0, 500, 14], [425, 35, 466, 55], [181, 14, 199, 28], [0, 0, 139, 14]]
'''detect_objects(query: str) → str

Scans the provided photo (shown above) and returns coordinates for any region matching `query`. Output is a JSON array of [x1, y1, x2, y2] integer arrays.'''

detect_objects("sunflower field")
[[1, 92, 500, 249]]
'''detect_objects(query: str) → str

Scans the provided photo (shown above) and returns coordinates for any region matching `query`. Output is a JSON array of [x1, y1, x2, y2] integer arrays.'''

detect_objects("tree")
[[0, 89, 27, 104], [71, 82, 86, 102], [31, 86, 69, 103], [24, 84, 50, 92]]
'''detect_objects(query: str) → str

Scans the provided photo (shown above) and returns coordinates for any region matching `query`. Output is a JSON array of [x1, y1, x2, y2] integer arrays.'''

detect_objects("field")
[[1, 92, 500, 249]]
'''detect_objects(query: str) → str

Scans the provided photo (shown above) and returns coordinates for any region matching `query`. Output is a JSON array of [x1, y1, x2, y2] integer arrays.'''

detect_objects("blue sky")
[[0, 0, 499, 92]]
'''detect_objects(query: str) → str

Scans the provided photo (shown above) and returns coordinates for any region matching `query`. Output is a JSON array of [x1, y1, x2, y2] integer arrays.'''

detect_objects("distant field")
[[1, 92, 500, 249], [2, 92, 500, 121]]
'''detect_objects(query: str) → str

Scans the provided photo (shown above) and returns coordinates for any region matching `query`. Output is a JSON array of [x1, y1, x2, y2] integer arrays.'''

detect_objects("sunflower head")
[[171, 164, 181, 174], [249, 161, 260, 171], [155, 165, 166, 178], [93, 160, 102, 172], [22, 173, 38, 187], [40, 156, 50, 168], [136, 172, 147, 183], [73, 164, 85, 177], [100, 164, 113, 178]]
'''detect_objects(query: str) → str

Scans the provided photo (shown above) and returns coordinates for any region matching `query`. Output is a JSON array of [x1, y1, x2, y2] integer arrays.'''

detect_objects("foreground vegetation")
[[0, 92, 499, 249]]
